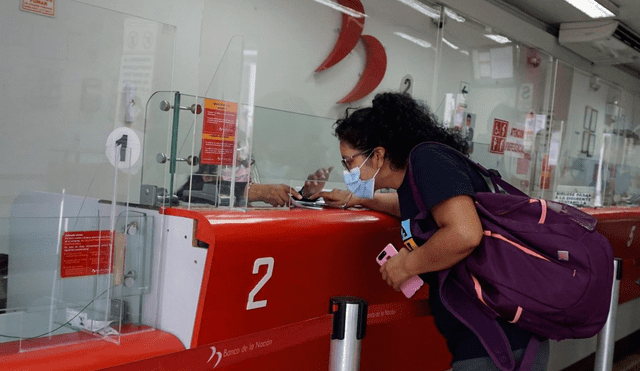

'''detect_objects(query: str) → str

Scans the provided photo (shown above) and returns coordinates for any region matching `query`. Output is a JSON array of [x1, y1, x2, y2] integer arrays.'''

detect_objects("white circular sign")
[[105, 127, 141, 170]]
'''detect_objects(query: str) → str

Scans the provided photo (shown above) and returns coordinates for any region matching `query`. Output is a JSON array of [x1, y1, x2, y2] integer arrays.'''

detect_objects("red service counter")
[[0, 327, 184, 371], [160, 207, 452, 371], [582, 207, 640, 305], [1, 205, 639, 371]]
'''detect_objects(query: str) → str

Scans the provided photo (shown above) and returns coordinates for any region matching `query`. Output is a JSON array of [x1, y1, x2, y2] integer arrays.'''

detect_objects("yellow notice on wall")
[[21, 0, 55, 17]]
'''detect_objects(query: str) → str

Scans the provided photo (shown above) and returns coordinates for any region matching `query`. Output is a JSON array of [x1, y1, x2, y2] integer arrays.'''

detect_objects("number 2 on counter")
[[246, 257, 274, 310]]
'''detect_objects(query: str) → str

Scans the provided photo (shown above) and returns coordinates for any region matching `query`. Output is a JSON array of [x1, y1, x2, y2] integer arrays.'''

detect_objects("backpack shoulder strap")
[[409, 142, 529, 198], [438, 269, 516, 371], [407, 154, 427, 213], [518, 335, 543, 371]]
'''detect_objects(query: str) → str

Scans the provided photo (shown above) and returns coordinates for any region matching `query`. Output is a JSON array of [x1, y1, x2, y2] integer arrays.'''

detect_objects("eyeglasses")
[[341, 149, 373, 170]]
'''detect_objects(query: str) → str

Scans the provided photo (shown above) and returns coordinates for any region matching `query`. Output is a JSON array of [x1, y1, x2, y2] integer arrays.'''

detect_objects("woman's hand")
[[379, 247, 413, 292], [317, 190, 400, 216], [317, 189, 360, 209], [249, 184, 301, 207]]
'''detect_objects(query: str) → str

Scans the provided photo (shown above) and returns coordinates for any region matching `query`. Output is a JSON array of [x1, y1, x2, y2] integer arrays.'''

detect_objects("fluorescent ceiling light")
[[563, 0, 615, 18], [444, 8, 465, 22], [394, 32, 432, 49], [397, 0, 440, 19], [313, 0, 367, 18], [484, 34, 511, 44], [442, 38, 459, 49], [460, 50, 470, 56]]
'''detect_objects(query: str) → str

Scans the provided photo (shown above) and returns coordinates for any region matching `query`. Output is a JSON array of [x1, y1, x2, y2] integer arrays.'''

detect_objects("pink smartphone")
[[376, 243, 424, 298]]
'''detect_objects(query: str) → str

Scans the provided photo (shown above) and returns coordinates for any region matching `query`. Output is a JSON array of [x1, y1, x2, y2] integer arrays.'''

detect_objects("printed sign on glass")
[[60, 231, 114, 278], [202, 99, 238, 165]]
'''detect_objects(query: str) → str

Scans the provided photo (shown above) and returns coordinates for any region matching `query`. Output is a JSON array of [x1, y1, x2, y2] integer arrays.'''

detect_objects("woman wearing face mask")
[[316, 92, 548, 371]]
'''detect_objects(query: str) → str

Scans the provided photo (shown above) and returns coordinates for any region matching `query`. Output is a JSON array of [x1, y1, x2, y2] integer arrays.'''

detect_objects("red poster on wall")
[[60, 231, 114, 278], [490, 119, 509, 155], [540, 155, 552, 190], [201, 99, 238, 165], [21, 0, 55, 17]]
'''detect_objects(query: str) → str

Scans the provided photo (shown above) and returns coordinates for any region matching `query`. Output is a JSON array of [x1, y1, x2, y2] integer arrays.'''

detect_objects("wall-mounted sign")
[[540, 155, 552, 190], [554, 185, 595, 207], [313, 0, 387, 104], [517, 83, 533, 112], [504, 123, 525, 158], [21, 0, 55, 17], [490, 119, 509, 154]]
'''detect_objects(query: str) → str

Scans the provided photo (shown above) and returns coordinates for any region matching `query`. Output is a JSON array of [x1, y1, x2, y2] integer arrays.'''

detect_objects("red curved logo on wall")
[[315, 0, 387, 104]]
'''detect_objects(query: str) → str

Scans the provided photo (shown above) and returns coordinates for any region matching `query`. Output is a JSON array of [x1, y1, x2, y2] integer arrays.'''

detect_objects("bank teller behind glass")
[[176, 161, 333, 207]]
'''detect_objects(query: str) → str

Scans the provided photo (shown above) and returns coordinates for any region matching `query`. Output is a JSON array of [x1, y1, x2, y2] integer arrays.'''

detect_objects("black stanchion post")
[[594, 258, 623, 371], [329, 297, 368, 371]]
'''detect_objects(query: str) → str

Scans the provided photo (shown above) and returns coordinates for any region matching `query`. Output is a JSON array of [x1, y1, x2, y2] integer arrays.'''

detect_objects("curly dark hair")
[[334, 92, 469, 170]]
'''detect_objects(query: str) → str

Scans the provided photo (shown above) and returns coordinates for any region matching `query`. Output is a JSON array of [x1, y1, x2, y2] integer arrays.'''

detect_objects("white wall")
[[198, 0, 439, 119], [76, 0, 205, 94]]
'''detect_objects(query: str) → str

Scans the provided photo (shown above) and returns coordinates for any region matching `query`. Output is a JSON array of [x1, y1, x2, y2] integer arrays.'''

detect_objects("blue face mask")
[[343, 152, 380, 199]]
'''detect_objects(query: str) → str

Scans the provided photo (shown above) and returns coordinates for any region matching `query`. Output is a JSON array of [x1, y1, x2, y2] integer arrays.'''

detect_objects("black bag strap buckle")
[[488, 169, 502, 179]]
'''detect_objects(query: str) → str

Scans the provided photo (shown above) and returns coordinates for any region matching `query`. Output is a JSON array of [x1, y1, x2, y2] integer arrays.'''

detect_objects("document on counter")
[[290, 198, 326, 210]]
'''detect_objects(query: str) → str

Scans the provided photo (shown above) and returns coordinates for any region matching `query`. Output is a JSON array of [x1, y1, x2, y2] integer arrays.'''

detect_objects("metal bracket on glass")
[[123, 270, 136, 288], [159, 100, 203, 115], [581, 106, 598, 157], [140, 184, 179, 207], [156, 153, 199, 166]]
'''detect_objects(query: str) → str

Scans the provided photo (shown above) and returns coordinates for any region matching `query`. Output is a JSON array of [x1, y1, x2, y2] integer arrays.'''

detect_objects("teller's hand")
[[249, 184, 301, 207]]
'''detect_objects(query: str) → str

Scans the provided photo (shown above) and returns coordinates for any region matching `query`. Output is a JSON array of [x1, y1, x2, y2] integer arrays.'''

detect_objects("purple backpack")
[[407, 142, 614, 371]]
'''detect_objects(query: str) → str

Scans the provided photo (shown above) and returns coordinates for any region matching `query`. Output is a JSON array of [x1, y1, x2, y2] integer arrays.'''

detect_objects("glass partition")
[[141, 91, 201, 207], [140, 35, 258, 210], [435, 8, 556, 196], [546, 62, 640, 207], [170, 0, 445, 209], [2, 209, 153, 351], [142, 100, 345, 209], [0, 0, 173, 350], [250, 106, 346, 207], [621, 94, 640, 206]]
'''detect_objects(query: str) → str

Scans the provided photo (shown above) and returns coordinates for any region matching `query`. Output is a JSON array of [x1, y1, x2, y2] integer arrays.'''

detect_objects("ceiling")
[[489, 0, 640, 79], [496, 0, 640, 35]]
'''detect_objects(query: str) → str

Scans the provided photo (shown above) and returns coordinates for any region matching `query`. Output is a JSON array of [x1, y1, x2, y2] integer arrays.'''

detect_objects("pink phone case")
[[376, 243, 424, 298]]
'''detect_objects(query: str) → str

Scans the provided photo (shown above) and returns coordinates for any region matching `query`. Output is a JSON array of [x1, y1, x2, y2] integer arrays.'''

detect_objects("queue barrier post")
[[594, 258, 623, 371], [329, 296, 368, 371]]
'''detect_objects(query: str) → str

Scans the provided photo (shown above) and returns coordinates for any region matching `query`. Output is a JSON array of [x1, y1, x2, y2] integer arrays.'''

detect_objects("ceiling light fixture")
[[562, 0, 615, 18], [313, 0, 367, 18], [443, 38, 459, 49], [394, 32, 433, 49], [484, 34, 511, 44], [444, 8, 465, 22], [397, 0, 440, 19]]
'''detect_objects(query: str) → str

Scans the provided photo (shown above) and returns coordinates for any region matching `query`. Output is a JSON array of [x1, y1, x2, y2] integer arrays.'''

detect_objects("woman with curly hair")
[[316, 92, 548, 371]]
